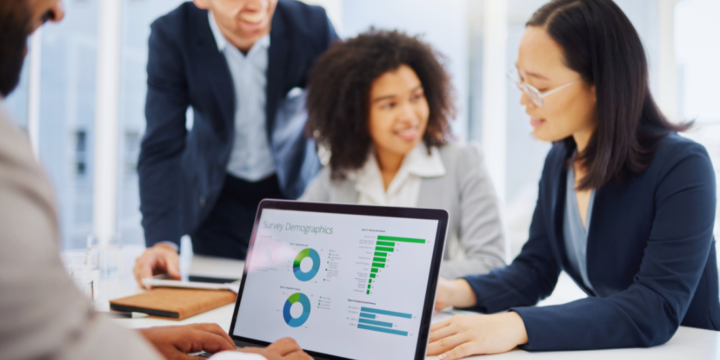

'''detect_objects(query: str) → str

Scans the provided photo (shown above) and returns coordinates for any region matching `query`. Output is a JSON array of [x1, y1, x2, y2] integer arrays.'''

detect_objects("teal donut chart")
[[283, 292, 311, 327], [292, 248, 320, 281]]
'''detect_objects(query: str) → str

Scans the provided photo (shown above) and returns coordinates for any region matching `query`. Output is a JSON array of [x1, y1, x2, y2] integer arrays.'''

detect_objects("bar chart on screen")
[[347, 304, 418, 337], [235, 209, 439, 360], [360, 235, 427, 295]]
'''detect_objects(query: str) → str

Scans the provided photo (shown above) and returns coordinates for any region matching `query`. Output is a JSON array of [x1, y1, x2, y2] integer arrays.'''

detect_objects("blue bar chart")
[[358, 318, 393, 327], [357, 306, 412, 336], [358, 324, 409, 336]]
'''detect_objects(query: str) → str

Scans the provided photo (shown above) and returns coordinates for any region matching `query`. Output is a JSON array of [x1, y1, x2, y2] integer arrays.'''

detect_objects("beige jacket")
[[0, 102, 162, 360]]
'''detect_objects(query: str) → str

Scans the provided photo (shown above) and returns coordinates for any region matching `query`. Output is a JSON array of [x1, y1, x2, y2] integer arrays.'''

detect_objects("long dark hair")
[[305, 29, 455, 180], [527, 0, 691, 190]]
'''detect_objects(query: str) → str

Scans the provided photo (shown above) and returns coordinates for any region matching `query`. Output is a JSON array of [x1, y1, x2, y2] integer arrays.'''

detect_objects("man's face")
[[193, 0, 277, 49], [0, 0, 64, 97]]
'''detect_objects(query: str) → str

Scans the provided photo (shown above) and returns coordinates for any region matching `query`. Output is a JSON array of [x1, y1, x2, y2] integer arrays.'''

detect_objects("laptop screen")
[[232, 207, 441, 360]]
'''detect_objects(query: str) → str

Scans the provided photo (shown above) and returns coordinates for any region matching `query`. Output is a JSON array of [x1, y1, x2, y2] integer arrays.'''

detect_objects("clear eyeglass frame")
[[506, 71, 580, 107]]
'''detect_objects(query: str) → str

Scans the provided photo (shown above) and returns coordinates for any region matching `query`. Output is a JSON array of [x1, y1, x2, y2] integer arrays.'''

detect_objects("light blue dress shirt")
[[208, 12, 276, 182], [563, 167, 596, 292]]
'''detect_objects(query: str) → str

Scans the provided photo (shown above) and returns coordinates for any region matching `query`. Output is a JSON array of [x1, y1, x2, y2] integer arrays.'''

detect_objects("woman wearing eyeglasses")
[[427, 0, 719, 358]]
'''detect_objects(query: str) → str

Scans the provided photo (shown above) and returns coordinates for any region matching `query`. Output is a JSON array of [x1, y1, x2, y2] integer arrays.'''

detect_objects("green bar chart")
[[377, 235, 426, 244], [367, 235, 425, 295]]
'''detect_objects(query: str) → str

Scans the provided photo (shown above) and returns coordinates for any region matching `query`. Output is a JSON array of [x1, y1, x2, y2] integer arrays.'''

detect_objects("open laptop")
[[224, 200, 449, 360]]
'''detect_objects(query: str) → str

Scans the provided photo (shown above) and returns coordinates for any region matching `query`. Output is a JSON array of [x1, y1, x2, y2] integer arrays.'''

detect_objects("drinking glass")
[[61, 250, 94, 301], [87, 234, 123, 279]]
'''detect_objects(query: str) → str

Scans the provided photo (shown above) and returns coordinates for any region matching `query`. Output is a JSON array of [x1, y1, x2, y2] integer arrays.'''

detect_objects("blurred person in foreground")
[[427, 0, 719, 358], [134, 0, 337, 288], [0, 1, 310, 359], [301, 30, 507, 279]]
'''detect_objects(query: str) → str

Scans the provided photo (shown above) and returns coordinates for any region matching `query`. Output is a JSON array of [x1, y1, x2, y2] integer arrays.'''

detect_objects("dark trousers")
[[191, 173, 284, 260]]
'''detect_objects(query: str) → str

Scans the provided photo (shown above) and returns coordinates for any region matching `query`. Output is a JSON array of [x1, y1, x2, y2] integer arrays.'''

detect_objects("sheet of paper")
[[190, 255, 245, 279]]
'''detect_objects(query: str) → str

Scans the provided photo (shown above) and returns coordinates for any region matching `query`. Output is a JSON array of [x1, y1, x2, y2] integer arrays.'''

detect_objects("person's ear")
[[193, 0, 211, 10]]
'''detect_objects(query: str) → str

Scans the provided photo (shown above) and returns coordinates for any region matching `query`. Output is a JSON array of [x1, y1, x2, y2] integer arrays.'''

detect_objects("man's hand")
[[139, 324, 236, 360], [133, 243, 181, 288], [236, 338, 312, 360]]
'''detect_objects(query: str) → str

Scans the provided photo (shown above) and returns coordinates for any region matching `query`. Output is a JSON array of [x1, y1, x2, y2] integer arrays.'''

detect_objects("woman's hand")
[[427, 312, 528, 359], [435, 278, 477, 310]]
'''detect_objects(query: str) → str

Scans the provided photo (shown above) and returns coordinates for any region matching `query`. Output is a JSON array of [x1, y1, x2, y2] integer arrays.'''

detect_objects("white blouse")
[[350, 143, 446, 207]]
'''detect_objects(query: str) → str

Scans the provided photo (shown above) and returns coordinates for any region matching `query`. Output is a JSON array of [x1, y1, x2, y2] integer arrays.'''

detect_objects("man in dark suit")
[[133, 0, 337, 287]]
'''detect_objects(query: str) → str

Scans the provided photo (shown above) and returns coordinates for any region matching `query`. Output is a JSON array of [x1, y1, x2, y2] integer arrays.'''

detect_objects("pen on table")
[[101, 311, 149, 318]]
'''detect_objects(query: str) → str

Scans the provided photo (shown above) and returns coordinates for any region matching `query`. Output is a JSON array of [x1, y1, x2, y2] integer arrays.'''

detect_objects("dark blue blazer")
[[138, 1, 337, 246], [463, 133, 719, 350]]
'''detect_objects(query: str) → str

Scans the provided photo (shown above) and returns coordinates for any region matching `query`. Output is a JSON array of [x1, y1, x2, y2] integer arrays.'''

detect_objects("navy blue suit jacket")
[[138, 1, 336, 247], [463, 133, 719, 350]]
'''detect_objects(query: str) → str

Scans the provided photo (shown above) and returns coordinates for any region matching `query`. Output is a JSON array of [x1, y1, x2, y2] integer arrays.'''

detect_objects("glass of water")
[[87, 234, 123, 279], [70, 271, 94, 301], [60, 250, 95, 301]]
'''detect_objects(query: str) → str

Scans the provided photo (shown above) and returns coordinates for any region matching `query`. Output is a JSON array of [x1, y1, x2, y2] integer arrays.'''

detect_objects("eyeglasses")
[[506, 71, 579, 107]]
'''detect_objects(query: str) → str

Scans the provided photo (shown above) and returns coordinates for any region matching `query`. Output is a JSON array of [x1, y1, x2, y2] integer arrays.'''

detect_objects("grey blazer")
[[301, 143, 507, 278], [0, 103, 162, 360]]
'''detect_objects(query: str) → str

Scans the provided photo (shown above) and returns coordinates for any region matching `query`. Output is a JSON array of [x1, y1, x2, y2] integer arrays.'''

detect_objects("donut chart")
[[283, 292, 311, 327], [293, 248, 320, 281]]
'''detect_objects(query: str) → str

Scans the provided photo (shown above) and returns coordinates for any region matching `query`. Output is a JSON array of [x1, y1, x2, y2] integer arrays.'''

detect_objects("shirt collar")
[[208, 11, 270, 52], [352, 142, 446, 192], [402, 143, 446, 178]]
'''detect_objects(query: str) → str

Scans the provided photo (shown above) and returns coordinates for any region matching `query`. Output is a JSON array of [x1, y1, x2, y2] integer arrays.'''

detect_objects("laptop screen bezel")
[[227, 199, 449, 360]]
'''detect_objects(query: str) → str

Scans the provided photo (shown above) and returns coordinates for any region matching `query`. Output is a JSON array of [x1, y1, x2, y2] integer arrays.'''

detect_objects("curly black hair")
[[305, 29, 456, 180]]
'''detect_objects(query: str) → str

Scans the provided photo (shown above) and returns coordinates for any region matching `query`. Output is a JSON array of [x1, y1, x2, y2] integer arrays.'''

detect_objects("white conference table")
[[97, 246, 720, 360]]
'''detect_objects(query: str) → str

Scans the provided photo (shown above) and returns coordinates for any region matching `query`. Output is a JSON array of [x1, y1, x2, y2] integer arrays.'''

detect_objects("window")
[[75, 130, 88, 176], [674, 0, 720, 270], [117, 0, 188, 246], [38, 0, 98, 249]]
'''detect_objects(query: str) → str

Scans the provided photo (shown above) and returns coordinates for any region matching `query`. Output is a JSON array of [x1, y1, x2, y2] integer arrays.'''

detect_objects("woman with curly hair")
[[300, 29, 507, 279]]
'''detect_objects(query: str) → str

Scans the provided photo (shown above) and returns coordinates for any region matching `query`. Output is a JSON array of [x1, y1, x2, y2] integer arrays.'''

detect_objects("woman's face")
[[368, 64, 430, 158], [516, 26, 597, 144]]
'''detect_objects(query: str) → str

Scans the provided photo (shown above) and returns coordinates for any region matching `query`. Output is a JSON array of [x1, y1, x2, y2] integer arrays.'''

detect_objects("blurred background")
[[3, 0, 718, 294]]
